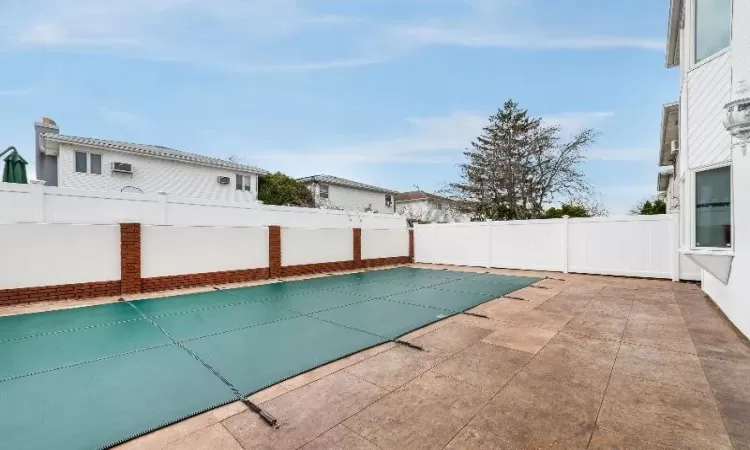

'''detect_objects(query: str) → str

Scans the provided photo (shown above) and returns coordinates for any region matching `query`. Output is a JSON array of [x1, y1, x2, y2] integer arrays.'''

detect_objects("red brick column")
[[408, 229, 415, 263], [353, 228, 362, 269], [269, 225, 281, 278], [120, 223, 142, 294]]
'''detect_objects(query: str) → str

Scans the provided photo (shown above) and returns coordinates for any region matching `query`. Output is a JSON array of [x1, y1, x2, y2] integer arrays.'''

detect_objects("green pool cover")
[[0, 267, 538, 449]]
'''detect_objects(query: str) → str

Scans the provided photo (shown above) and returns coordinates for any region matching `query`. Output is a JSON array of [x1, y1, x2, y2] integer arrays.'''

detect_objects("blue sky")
[[0, 0, 677, 214]]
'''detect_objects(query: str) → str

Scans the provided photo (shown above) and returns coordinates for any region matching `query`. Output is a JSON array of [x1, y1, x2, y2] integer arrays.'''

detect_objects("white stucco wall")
[[57, 144, 259, 202], [361, 229, 409, 259], [281, 228, 354, 266], [141, 225, 269, 278], [0, 223, 120, 288]]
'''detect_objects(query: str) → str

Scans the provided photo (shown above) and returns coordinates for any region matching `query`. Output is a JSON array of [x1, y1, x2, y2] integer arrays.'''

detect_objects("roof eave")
[[665, 0, 682, 68]]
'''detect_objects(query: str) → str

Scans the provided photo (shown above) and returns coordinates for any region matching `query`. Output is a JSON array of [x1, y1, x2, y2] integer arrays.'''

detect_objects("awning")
[[2, 147, 28, 184]]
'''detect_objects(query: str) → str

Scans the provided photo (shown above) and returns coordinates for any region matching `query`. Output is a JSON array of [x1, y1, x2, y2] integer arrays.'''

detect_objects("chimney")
[[34, 117, 60, 186]]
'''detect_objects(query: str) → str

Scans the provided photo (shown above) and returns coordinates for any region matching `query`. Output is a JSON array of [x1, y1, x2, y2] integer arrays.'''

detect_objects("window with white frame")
[[694, 0, 731, 63], [385, 194, 392, 207], [695, 165, 731, 248], [74, 151, 102, 175], [319, 183, 329, 199], [235, 174, 253, 191]]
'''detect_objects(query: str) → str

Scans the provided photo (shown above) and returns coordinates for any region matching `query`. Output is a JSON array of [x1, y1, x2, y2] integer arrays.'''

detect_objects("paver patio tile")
[[481, 324, 557, 354], [629, 300, 682, 320], [249, 384, 289, 404], [410, 323, 494, 354], [682, 313, 750, 361], [612, 343, 710, 394], [345, 344, 448, 391], [586, 428, 669, 449], [162, 424, 242, 450], [583, 297, 633, 318], [535, 293, 592, 315], [563, 283, 604, 295], [600, 287, 674, 303], [345, 371, 488, 450], [597, 373, 732, 449], [473, 299, 533, 319], [523, 331, 619, 393], [563, 311, 627, 341], [433, 341, 532, 393], [469, 371, 601, 449], [116, 402, 246, 450], [222, 371, 386, 450], [443, 427, 516, 450], [492, 308, 574, 331], [299, 425, 378, 450], [622, 315, 696, 354], [700, 357, 750, 439], [732, 434, 750, 450]]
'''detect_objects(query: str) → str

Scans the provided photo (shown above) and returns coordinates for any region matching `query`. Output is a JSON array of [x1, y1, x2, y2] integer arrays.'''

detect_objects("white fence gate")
[[415, 214, 701, 281]]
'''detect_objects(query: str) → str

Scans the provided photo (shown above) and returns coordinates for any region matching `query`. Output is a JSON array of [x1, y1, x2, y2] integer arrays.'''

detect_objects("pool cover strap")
[[120, 299, 279, 428]]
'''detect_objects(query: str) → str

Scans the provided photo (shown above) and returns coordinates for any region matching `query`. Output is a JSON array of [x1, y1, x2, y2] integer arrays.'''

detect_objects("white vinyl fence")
[[281, 228, 354, 266], [415, 214, 701, 281], [361, 229, 410, 260], [0, 182, 406, 229]]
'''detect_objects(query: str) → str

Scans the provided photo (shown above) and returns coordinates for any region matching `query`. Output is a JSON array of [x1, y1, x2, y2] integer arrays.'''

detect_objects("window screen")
[[695, 166, 731, 248], [75, 152, 87, 173], [90, 154, 102, 175], [319, 184, 329, 199], [236, 174, 243, 191], [695, 0, 731, 63]]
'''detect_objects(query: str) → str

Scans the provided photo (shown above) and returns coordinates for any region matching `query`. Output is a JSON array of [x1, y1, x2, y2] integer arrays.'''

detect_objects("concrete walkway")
[[6, 265, 749, 449]]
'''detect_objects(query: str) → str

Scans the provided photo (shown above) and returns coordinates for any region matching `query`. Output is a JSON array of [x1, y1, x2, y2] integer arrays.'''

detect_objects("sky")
[[0, 0, 678, 214]]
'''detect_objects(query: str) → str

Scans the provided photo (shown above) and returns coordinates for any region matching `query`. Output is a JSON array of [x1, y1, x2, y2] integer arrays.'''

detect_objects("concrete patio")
[[4, 264, 749, 449]]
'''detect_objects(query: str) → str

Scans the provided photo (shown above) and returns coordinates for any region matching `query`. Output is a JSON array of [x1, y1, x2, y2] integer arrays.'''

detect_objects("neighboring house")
[[395, 191, 469, 223], [34, 118, 267, 201], [661, 0, 750, 335], [298, 175, 397, 213]]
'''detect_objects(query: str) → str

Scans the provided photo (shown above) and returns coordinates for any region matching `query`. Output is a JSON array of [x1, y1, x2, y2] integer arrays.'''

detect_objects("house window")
[[90, 153, 102, 175], [75, 151, 102, 174], [436, 202, 443, 211], [75, 152, 87, 173], [695, 165, 731, 248], [385, 194, 392, 207], [319, 184, 329, 199], [694, 0, 731, 63], [236, 174, 253, 191]]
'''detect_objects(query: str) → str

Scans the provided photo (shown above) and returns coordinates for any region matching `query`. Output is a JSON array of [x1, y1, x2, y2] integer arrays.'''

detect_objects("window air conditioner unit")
[[217, 176, 231, 185], [112, 162, 133, 174], [670, 140, 679, 155]]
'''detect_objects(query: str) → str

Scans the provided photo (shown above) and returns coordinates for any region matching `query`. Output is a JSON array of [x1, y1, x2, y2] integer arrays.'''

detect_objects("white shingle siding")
[[319, 184, 395, 214], [58, 144, 258, 202]]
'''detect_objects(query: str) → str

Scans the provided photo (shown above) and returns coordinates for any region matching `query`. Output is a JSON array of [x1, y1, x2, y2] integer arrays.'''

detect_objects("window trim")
[[235, 174, 253, 192], [692, 0, 732, 67], [74, 151, 103, 175], [690, 161, 733, 252]]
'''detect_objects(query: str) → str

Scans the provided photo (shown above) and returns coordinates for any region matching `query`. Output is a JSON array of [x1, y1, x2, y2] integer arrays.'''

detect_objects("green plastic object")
[[384, 288, 495, 313], [155, 300, 302, 341], [0, 319, 171, 381], [0, 345, 237, 450], [0, 302, 141, 342], [184, 315, 385, 395], [0, 268, 538, 449], [312, 299, 452, 340]]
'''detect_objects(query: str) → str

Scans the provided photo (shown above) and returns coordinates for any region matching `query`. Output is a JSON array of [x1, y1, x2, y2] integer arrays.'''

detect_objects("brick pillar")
[[353, 228, 362, 268], [408, 229, 415, 263], [120, 223, 142, 294], [269, 225, 281, 278]]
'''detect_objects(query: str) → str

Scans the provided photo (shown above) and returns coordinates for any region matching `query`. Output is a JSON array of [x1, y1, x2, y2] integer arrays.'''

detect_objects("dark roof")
[[297, 174, 398, 194], [42, 134, 267, 174], [395, 191, 451, 202]]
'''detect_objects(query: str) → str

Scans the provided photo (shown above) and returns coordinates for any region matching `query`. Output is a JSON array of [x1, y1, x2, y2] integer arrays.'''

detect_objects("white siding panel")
[[686, 52, 732, 168], [489, 220, 565, 271], [324, 184, 395, 214], [362, 229, 409, 259], [58, 144, 259, 202], [281, 228, 353, 266], [568, 217, 672, 278], [0, 223, 120, 288], [141, 226, 268, 278]]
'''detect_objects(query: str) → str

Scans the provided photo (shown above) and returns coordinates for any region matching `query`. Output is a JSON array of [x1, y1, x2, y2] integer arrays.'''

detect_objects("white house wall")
[[281, 228, 353, 266], [325, 184, 394, 214], [0, 223, 120, 288], [141, 225, 268, 278], [58, 144, 259, 202]]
